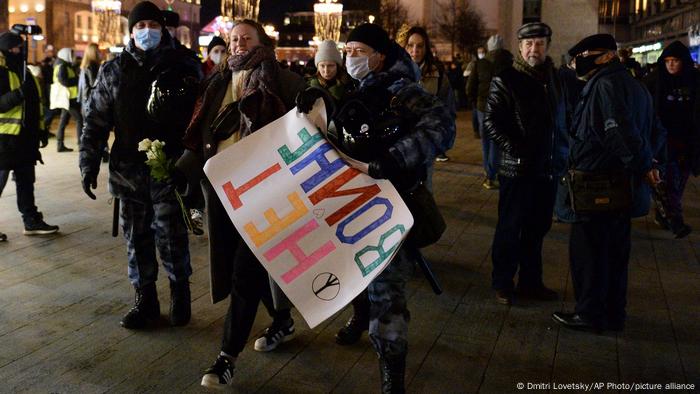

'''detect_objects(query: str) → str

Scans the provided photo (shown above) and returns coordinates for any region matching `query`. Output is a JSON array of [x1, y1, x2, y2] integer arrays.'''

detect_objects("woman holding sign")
[[175, 20, 306, 389]]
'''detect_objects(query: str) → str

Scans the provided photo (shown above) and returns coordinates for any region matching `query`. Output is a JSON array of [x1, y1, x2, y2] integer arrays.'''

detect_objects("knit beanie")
[[347, 23, 391, 54], [0, 31, 23, 51], [487, 35, 504, 52], [207, 36, 227, 54], [128, 1, 165, 32], [315, 40, 342, 66]]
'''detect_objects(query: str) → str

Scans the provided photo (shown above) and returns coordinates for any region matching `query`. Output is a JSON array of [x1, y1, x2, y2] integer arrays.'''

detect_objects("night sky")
[[202, 0, 379, 26]]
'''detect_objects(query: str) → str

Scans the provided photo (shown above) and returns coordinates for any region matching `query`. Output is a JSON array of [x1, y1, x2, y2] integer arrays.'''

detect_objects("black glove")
[[295, 88, 325, 114], [19, 77, 35, 97], [368, 153, 401, 180], [82, 172, 97, 200], [39, 129, 49, 148]]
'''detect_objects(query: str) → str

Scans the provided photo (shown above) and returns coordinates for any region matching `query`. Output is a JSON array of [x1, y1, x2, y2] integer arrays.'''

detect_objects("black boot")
[[335, 293, 369, 345], [121, 282, 160, 329], [57, 141, 73, 152], [169, 279, 191, 326], [379, 354, 406, 394]]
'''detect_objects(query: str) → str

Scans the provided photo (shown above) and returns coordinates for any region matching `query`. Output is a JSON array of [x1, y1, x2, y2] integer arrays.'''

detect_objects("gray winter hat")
[[487, 35, 504, 51], [315, 40, 342, 66]]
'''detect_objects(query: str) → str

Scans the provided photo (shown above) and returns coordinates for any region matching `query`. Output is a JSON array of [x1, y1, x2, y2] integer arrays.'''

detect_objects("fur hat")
[[315, 40, 342, 66]]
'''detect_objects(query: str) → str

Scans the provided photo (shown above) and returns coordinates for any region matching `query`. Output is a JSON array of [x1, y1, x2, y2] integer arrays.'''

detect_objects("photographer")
[[0, 30, 58, 238]]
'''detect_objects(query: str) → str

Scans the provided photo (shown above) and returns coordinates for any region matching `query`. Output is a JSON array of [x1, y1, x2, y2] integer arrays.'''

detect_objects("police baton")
[[112, 198, 120, 237], [407, 246, 443, 295]]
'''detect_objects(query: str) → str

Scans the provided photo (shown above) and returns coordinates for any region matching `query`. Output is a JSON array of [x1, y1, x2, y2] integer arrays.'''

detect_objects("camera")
[[11, 24, 43, 36]]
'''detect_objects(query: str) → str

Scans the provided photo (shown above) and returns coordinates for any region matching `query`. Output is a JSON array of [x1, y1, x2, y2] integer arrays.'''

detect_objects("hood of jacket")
[[57, 48, 72, 63]]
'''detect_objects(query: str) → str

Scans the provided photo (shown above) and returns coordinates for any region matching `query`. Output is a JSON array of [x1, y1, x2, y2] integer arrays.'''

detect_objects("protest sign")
[[203, 105, 413, 328]]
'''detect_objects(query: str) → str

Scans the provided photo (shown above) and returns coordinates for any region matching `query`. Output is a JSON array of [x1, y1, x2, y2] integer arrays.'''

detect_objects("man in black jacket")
[[483, 22, 564, 305], [552, 34, 656, 332], [79, 1, 201, 329], [0, 31, 57, 237]]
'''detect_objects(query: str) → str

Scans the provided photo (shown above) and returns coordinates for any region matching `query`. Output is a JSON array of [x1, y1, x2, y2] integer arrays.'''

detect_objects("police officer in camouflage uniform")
[[79, 1, 201, 329], [297, 23, 455, 393]]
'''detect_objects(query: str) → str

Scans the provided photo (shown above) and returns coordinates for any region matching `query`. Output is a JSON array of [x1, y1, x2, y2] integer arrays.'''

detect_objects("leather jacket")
[[483, 62, 563, 178]]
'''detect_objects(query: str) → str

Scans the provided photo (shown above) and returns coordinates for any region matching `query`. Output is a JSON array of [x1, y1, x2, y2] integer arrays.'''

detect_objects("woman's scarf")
[[227, 46, 287, 137]]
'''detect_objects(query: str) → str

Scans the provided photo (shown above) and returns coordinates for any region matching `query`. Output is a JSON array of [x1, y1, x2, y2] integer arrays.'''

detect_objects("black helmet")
[[331, 89, 405, 163], [146, 67, 198, 126]]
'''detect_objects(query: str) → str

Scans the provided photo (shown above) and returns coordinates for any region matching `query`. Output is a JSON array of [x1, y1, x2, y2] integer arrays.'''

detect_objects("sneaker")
[[201, 355, 235, 389], [0, 232, 6, 242], [23, 217, 59, 235], [190, 209, 205, 236], [435, 154, 449, 162], [495, 289, 513, 305], [482, 179, 498, 190], [254, 319, 295, 352]]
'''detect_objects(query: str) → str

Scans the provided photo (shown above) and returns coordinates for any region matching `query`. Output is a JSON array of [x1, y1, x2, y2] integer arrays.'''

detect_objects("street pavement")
[[0, 111, 698, 393]]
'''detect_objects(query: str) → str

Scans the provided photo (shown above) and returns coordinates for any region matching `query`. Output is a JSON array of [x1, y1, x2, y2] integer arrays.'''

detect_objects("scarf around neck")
[[513, 54, 553, 84], [226, 45, 287, 137]]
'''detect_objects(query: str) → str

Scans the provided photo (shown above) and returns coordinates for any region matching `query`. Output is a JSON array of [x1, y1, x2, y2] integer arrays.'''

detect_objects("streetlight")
[[221, 0, 260, 21], [92, 1, 122, 48], [314, 0, 343, 42]]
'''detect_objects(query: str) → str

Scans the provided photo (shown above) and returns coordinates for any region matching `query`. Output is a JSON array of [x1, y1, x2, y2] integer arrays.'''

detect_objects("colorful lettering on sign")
[[277, 128, 324, 165], [336, 197, 393, 244], [244, 192, 309, 247], [290, 143, 345, 193], [263, 218, 337, 284], [309, 168, 381, 226], [354, 224, 405, 276], [222, 163, 281, 210]]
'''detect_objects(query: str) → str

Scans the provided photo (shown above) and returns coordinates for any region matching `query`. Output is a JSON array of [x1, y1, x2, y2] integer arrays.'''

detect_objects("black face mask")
[[575, 53, 604, 78]]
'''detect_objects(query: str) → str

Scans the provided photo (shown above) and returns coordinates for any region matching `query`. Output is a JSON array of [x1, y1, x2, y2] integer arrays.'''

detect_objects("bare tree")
[[379, 0, 409, 40], [437, 0, 486, 58]]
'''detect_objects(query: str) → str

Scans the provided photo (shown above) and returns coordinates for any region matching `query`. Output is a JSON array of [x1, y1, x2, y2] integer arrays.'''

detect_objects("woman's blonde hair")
[[81, 43, 100, 69]]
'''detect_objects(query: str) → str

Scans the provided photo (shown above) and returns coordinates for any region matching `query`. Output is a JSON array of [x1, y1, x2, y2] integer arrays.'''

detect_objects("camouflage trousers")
[[120, 189, 192, 289], [367, 247, 415, 359]]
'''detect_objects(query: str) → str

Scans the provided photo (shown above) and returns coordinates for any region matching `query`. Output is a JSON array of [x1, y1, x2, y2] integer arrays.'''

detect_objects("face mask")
[[210, 52, 223, 65], [477, 53, 485, 59], [134, 28, 162, 51], [575, 53, 603, 79], [346, 55, 371, 80]]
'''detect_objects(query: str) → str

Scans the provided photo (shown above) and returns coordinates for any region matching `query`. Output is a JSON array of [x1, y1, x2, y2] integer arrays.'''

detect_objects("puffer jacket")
[[79, 35, 202, 201], [568, 61, 654, 219], [483, 57, 565, 178], [352, 42, 456, 185]]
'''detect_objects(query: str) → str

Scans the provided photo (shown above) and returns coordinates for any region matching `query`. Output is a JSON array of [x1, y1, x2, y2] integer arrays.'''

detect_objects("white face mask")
[[477, 53, 485, 59], [346, 55, 371, 80], [210, 52, 223, 65]]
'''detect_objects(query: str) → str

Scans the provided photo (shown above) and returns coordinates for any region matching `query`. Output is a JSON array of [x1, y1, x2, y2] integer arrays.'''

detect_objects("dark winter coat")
[[567, 61, 654, 219], [78, 62, 99, 110], [483, 57, 566, 178], [176, 65, 306, 304], [354, 42, 456, 179], [0, 56, 44, 170], [417, 61, 455, 120], [643, 41, 700, 174], [79, 36, 202, 203], [308, 71, 354, 103]]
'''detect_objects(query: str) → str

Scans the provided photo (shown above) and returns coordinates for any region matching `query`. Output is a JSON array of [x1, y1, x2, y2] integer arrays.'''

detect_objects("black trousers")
[[570, 215, 631, 328], [221, 238, 290, 356], [0, 165, 39, 223], [491, 175, 557, 290], [56, 101, 83, 144]]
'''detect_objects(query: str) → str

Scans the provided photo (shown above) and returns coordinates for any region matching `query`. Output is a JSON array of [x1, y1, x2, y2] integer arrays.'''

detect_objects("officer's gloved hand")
[[39, 129, 49, 148], [19, 77, 35, 97], [170, 167, 188, 195], [368, 153, 401, 180], [295, 88, 325, 114], [81, 172, 98, 200]]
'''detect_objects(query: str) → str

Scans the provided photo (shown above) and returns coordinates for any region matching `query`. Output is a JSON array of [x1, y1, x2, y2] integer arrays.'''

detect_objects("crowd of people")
[[1, 0, 699, 392]]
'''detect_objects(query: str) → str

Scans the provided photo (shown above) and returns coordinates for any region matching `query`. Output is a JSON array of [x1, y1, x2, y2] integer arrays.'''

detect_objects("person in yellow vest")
[[0, 31, 58, 238], [51, 47, 82, 152]]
